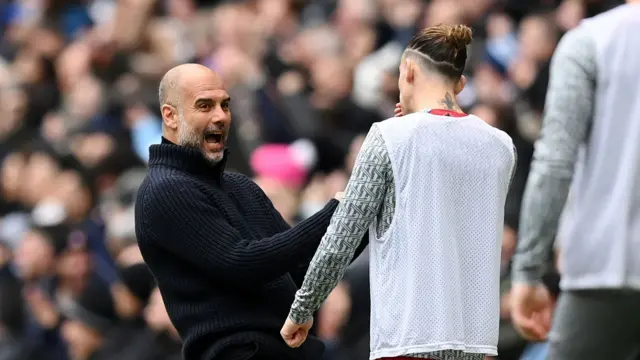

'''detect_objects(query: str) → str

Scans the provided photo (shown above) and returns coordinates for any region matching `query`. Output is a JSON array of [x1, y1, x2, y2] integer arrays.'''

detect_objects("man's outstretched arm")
[[139, 178, 339, 287], [288, 124, 393, 324], [255, 179, 370, 288]]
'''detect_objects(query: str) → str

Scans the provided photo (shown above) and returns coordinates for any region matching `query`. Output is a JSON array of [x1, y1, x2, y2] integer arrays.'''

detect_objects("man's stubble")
[[176, 111, 224, 165]]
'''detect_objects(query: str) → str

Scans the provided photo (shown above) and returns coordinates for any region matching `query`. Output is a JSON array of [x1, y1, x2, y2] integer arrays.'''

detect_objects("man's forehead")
[[178, 68, 227, 98], [180, 77, 228, 99]]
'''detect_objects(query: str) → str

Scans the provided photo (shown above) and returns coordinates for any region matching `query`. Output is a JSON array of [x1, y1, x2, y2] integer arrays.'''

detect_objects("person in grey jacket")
[[510, 2, 640, 359]]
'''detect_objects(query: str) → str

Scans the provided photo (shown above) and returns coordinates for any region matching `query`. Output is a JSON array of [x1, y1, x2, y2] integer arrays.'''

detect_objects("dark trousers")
[[548, 290, 640, 360]]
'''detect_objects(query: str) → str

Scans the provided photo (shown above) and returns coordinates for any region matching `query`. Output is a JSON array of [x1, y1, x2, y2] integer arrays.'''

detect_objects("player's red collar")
[[427, 109, 467, 117]]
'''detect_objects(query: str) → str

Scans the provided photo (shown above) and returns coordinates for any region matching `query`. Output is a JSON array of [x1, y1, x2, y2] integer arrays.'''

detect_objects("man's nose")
[[211, 118, 226, 128], [211, 110, 227, 124]]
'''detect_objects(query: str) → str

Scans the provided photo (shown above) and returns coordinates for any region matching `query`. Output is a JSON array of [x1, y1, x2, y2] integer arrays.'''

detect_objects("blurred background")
[[0, 0, 625, 359]]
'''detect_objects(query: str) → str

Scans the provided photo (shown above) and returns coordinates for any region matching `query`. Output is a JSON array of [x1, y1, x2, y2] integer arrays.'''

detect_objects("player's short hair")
[[404, 24, 473, 80]]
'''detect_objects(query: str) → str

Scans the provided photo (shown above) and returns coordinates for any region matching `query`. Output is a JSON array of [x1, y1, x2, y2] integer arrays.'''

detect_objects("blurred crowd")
[[0, 0, 626, 359]]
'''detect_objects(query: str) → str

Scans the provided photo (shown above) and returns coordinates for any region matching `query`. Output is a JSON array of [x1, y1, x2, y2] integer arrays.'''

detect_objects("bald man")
[[135, 64, 367, 360]]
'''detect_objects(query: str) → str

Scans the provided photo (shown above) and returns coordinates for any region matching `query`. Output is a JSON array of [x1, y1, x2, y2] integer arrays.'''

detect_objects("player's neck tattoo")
[[439, 93, 460, 111]]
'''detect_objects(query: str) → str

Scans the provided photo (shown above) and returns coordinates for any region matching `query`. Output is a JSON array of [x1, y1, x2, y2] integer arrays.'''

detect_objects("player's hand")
[[334, 192, 345, 201], [394, 103, 404, 117], [281, 317, 314, 348], [510, 283, 553, 341]]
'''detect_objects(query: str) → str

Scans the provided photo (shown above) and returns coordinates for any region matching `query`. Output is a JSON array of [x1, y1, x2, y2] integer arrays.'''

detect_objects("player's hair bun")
[[444, 24, 473, 51]]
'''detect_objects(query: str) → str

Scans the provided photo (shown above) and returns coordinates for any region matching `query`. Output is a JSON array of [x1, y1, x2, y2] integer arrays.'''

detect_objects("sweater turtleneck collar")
[[148, 137, 229, 181]]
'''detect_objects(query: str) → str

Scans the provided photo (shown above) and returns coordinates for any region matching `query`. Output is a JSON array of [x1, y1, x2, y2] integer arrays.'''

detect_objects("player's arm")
[[512, 26, 596, 284], [251, 178, 370, 288], [288, 233, 370, 289], [288, 124, 392, 324]]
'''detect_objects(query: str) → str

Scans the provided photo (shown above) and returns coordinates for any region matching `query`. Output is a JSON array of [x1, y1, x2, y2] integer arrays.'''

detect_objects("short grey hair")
[[158, 69, 181, 107]]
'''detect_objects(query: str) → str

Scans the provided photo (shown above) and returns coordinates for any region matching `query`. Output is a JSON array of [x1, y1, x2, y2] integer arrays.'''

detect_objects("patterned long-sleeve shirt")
[[511, 25, 596, 284], [289, 124, 484, 360]]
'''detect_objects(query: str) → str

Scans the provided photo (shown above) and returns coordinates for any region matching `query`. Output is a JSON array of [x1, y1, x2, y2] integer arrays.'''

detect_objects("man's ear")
[[406, 59, 416, 84], [454, 75, 467, 95], [161, 104, 178, 130]]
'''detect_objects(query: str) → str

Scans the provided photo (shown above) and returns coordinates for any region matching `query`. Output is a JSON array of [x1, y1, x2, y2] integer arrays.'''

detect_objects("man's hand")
[[510, 283, 553, 341], [394, 103, 404, 117], [334, 192, 345, 201], [281, 317, 314, 348]]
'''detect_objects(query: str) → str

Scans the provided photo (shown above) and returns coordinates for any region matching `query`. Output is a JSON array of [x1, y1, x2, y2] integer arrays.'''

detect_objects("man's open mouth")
[[204, 131, 224, 144]]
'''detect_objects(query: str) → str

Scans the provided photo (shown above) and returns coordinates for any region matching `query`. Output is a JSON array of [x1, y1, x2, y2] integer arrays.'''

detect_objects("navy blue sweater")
[[135, 141, 366, 360]]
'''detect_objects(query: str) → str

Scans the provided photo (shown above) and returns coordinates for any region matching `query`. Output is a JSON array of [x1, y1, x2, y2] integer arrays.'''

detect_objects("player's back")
[[368, 111, 516, 359]]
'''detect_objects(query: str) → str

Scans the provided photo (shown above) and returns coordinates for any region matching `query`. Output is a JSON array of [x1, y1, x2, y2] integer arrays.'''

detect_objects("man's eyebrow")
[[194, 97, 231, 104], [194, 98, 214, 104]]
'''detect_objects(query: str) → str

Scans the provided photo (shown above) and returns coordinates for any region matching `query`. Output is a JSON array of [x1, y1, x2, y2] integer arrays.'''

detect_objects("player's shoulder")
[[464, 115, 515, 154], [378, 111, 426, 126], [483, 119, 513, 145], [385, 111, 427, 125], [489, 127, 515, 157], [376, 112, 425, 136]]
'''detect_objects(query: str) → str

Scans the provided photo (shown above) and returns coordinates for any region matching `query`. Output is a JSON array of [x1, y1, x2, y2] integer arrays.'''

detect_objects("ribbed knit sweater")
[[135, 140, 365, 360]]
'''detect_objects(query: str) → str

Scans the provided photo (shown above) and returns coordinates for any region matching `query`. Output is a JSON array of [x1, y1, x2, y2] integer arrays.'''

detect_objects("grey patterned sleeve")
[[512, 26, 596, 284], [288, 124, 392, 324]]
